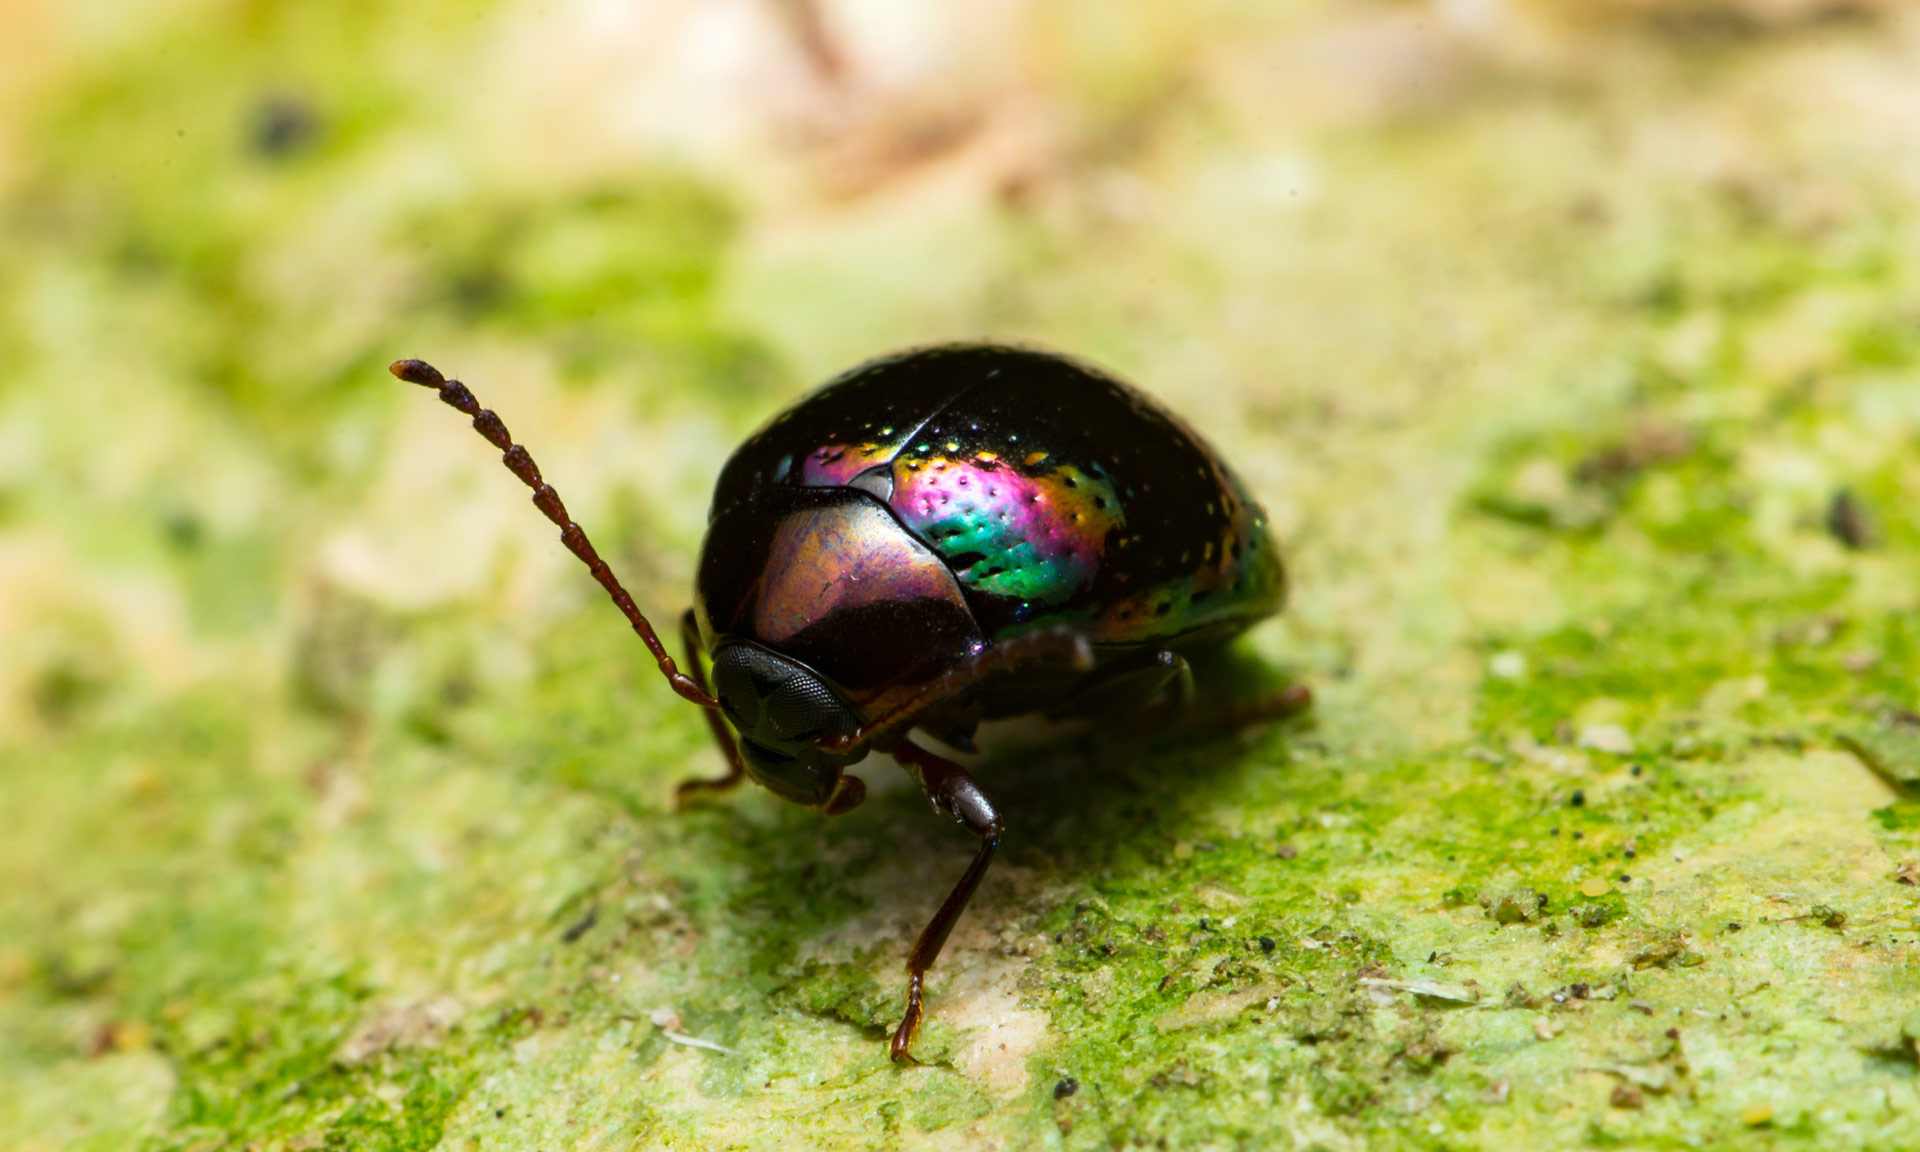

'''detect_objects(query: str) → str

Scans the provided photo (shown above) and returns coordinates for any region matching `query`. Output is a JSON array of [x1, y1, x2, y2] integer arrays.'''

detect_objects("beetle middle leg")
[[885, 737, 1002, 1065], [1046, 647, 1194, 722], [673, 608, 748, 807]]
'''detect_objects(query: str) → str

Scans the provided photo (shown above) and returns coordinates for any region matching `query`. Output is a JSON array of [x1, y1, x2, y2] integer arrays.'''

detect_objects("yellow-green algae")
[[3, 2, 1920, 1150]]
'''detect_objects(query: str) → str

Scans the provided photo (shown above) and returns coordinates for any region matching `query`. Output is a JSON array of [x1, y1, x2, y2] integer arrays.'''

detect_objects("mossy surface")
[[3, 3, 1919, 1149]]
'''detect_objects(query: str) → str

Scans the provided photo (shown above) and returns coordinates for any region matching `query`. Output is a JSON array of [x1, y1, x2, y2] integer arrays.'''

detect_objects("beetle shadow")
[[679, 645, 1315, 987], [968, 645, 1314, 875]]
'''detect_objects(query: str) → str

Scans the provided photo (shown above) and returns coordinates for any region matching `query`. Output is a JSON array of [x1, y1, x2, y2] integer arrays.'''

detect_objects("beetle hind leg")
[[672, 608, 748, 808], [1168, 680, 1314, 738], [1066, 647, 1312, 741], [1144, 679, 1313, 741]]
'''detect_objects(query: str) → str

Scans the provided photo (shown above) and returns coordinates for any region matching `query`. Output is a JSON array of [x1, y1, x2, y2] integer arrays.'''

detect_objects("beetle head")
[[709, 641, 867, 812]]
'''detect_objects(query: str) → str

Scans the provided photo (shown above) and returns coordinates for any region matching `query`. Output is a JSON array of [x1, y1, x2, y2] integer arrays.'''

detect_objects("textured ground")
[[3, 1, 1920, 1149]]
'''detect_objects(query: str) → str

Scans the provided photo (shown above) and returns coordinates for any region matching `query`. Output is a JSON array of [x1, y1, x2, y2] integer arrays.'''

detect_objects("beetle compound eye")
[[709, 641, 805, 732], [709, 642, 858, 746], [765, 673, 855, 742], [709, 646, 768, 730]]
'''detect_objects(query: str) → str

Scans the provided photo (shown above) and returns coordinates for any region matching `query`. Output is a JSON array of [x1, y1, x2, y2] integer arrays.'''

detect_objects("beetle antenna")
[[389, 358, 720, 710]]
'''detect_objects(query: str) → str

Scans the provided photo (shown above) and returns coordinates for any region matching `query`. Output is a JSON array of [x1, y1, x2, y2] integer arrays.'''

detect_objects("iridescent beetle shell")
[[694, 344, 1286, 747]]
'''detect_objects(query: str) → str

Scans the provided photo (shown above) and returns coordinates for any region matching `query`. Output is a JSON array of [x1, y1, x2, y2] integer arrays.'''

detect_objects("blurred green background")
[[3, 1, 1919, 1148]]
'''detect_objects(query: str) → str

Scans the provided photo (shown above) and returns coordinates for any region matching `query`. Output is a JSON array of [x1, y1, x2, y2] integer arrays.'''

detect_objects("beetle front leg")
[[673, 608, 747, 808], [887, 737, 1002, 1065]]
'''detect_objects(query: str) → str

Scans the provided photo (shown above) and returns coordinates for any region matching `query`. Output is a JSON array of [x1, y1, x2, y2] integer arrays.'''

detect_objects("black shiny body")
[[694, 344, 1286, 745]]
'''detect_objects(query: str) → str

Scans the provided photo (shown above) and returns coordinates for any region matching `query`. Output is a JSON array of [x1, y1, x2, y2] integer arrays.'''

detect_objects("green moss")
[[7, 4, 1920, 1150], [148, 974, 473, 1152]]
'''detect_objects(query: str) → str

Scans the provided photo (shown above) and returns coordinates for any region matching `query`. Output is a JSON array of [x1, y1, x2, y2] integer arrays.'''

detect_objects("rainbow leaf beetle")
[[390, 343, 1308, 1062]]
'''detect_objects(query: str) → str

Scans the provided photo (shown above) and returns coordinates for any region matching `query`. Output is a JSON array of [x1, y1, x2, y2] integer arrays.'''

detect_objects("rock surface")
[[2, 2, 1919, 1148]]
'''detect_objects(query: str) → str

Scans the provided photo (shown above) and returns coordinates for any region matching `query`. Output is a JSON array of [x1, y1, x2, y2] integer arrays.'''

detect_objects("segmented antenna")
[[389, 358, 719, 710]]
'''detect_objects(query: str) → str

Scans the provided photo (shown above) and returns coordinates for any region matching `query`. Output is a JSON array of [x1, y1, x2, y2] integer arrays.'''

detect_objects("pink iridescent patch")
[[890, 454, 1123, 605]]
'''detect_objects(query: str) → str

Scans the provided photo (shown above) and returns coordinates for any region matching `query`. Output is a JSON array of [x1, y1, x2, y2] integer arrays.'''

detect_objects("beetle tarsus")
[[889, 972, 925, 1065]]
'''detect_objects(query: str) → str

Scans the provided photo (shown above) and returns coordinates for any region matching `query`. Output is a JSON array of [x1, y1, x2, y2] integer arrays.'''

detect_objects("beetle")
[[390, 343, 1307, 1062]]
